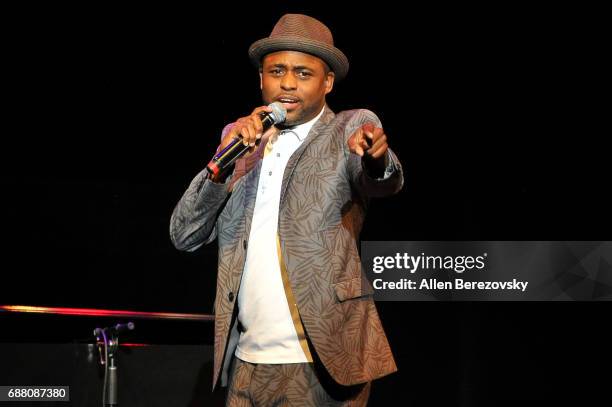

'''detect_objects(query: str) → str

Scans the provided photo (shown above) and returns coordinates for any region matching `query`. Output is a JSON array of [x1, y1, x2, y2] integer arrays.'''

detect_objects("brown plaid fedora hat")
[[248, 14, 349, 81]]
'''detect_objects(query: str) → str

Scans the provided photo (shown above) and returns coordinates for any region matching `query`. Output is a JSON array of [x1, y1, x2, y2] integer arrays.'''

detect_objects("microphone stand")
[[93, 323, 134, 407]]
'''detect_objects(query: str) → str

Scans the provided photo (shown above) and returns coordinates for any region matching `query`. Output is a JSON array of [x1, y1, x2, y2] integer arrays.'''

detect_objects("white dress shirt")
[[235, 107, 325, 364]]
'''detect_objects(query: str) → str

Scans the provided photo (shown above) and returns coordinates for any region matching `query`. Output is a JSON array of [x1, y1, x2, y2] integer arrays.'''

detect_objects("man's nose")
[[280, 74, 297, 91]]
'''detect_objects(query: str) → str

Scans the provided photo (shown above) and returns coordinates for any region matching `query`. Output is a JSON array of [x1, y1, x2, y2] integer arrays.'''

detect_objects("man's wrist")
[[209, 170, 230, 184], [362, 152, 389, 178]]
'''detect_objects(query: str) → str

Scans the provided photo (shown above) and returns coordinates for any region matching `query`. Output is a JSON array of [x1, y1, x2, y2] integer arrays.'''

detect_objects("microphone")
[[206, 102, 287, 177], [94, 322, 135, 337]]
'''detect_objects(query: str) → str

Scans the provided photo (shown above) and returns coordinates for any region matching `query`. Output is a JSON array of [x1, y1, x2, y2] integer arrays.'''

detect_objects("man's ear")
[[324, 71, 335, 95]]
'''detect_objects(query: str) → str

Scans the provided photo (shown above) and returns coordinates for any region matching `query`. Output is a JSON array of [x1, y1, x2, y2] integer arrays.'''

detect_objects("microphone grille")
[[268, 102, 287, 124]]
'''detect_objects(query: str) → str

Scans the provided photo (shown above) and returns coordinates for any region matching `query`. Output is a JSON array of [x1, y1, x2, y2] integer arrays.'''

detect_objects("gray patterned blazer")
[[170, 106, 403, 389]]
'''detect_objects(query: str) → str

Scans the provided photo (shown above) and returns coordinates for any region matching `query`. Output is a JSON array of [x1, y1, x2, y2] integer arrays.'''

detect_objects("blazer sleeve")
[[343, 109, 404, 198], [169, 123, 235, 251], [169, 171, 231, 252]]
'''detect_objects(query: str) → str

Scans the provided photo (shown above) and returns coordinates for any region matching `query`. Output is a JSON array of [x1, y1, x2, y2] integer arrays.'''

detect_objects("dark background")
[[1, 2, 609, 406]]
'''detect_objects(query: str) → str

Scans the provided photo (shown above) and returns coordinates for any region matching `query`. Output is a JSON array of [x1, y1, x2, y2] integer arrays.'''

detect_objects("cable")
[[101, 329, 108, 407]]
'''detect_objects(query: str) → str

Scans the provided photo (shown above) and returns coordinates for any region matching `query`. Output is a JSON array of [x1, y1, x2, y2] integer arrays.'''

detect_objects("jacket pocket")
[[333, 276, 373, 302]]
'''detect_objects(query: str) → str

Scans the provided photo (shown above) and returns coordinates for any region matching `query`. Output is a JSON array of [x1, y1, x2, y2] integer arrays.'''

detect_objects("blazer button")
[[228, 292, 234, 302]]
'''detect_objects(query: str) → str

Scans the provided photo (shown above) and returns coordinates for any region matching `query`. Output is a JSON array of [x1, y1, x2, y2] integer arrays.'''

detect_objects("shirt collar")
[[280, 106, 325, 142]]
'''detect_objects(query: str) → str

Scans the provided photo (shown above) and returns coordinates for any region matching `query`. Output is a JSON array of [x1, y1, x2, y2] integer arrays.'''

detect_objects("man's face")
[[260, 50, 335, 127]]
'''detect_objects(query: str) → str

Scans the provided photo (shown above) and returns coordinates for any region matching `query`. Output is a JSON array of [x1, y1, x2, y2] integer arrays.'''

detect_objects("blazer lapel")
[[243, 159, 262, 239], [234, 129, 275, 238], [279, 106, 335, 207]]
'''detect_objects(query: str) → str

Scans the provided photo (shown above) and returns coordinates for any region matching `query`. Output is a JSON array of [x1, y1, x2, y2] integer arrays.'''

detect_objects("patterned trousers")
[[226, 356, 371, 406]]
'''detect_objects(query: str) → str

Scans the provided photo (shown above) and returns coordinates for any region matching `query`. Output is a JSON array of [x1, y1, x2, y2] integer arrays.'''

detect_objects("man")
[[171, 14, 403, 406]]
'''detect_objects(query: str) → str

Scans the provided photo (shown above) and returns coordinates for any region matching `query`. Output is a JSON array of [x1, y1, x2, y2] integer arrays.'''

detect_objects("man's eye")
[[270, 69, 283, 75], [298, 71, 312, 78]]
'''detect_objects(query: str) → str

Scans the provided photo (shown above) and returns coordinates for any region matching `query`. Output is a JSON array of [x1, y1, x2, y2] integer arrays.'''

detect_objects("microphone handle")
[[206, 138, 250, 176], [206, 112, 276, 177]]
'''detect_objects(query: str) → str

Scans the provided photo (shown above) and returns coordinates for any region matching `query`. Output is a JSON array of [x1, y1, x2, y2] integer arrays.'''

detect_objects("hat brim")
[[249, 35, 349, 81]]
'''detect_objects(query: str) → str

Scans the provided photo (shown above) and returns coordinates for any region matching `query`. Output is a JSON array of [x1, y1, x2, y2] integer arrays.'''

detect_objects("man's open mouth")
[[276, 96, 301, 110]]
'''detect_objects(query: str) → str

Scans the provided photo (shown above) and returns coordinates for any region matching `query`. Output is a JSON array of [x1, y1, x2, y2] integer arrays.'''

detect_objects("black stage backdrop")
[[1, 2, 609, 406]]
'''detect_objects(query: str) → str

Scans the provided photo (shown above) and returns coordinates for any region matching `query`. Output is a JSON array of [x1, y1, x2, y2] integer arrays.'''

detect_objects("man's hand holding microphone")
[[207, 102, 286, 181]]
